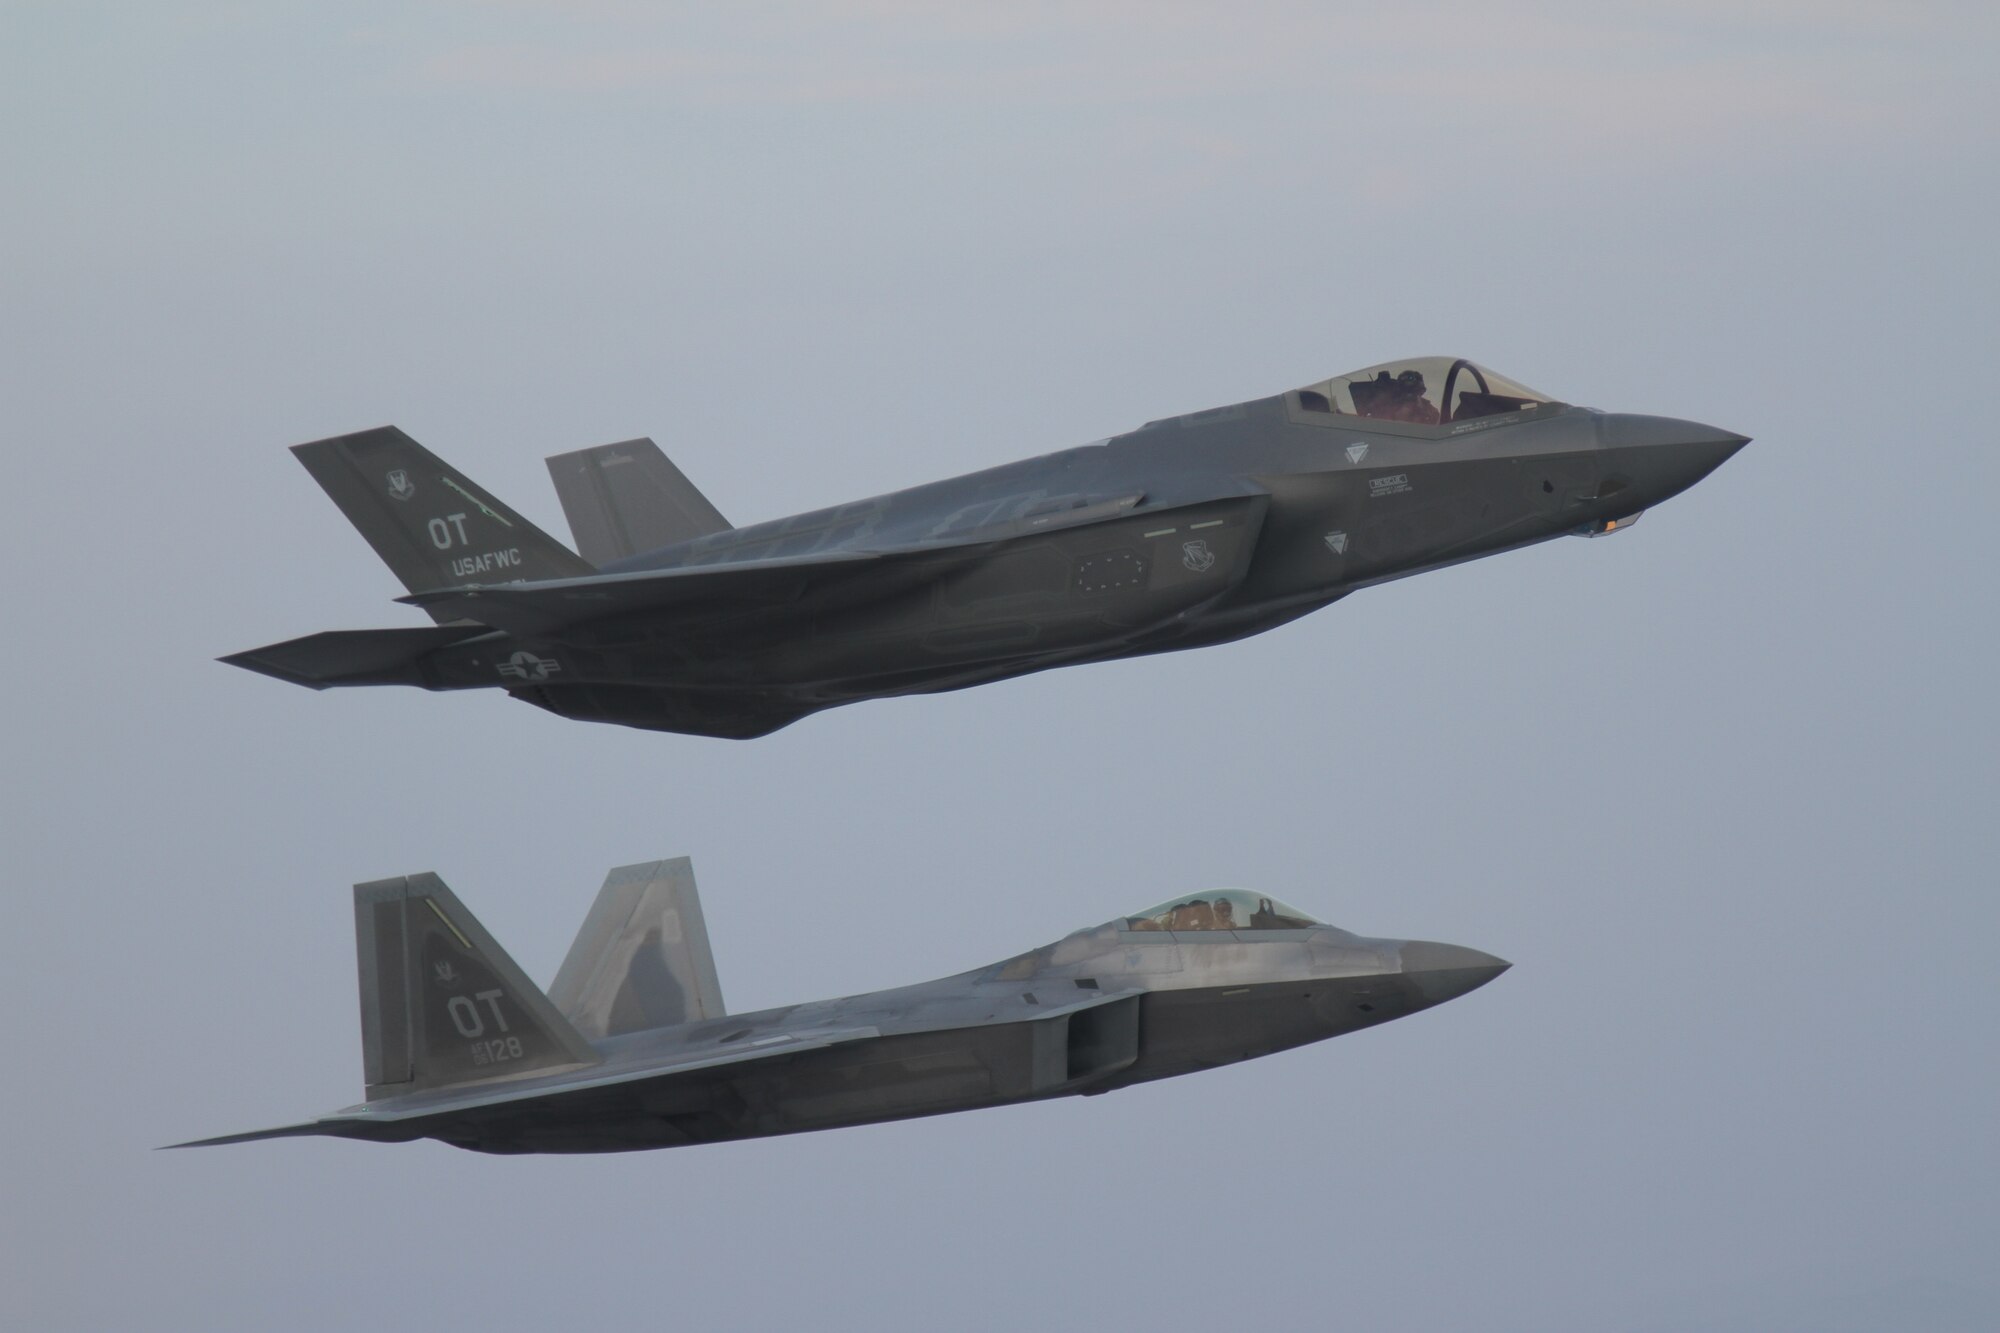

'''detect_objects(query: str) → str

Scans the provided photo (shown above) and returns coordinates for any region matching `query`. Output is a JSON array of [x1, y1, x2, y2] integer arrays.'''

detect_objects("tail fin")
[[292, 427, 593, 606], [354, 872, 599, 1100], [547, 858, 725, 1039], [545, 438, 731, 566]]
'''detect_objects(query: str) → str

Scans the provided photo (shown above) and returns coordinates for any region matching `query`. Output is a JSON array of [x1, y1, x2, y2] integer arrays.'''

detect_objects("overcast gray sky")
[[5, 3, 1997, 1329]]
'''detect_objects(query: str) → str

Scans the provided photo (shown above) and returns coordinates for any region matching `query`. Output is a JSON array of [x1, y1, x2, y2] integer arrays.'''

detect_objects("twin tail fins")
[[169, 856, 728, 1148]]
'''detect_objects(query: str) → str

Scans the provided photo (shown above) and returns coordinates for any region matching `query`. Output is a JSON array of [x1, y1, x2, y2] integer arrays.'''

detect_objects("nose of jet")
[[1398, 940, 1511, 1006], [1600, 414, 1750, 505]]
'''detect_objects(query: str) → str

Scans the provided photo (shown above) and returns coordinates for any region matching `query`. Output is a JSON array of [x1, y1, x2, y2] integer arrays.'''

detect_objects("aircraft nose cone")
[[1600, 414, 1750, 504], [1399, 940, 1511, 1006]]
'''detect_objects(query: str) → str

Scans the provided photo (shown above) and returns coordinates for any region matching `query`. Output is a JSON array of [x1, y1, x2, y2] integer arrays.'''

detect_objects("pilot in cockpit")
[[1351, 368, 1440, 425]]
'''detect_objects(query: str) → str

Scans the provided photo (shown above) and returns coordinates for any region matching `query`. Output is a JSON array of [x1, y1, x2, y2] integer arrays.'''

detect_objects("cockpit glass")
[[1295, 357, 1556, 426], [1123, 889, 1320, 932]]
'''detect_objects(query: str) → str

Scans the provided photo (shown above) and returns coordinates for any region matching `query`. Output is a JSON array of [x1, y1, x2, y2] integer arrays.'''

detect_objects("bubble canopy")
[[1295, 357, 1556, 426], [1123, 889, 1321, 933]]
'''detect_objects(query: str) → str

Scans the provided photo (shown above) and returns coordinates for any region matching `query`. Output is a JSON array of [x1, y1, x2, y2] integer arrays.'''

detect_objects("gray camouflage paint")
[[173, 860, 1507, 1155], [225, 359, 1746, 738]]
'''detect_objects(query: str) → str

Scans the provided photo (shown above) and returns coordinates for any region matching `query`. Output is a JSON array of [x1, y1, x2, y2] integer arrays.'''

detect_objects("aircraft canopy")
[[1296, 357, 1555, 426], [1124, 889, 1320, 933]]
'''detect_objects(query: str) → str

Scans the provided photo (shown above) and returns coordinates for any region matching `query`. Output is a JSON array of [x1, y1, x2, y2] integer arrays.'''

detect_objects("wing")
[[165, 1025, 883, 1148], [393, 491, 1268, 639], [394, 545, 977, 637]]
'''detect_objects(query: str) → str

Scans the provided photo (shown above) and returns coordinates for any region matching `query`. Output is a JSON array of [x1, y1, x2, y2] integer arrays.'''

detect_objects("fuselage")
[[457, 394, 1740, 737], [307, 910, 1506, 1155], [244, 360, 1745, 738]]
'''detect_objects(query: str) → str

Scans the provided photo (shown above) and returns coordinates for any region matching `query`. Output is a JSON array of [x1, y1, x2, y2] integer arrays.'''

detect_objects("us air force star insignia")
[[1323, 531, 1349, 556], [1345, 443, 1369, 465], [386, 469, 415, 501], [497, 651, 562, 682], [1181, 539, 1217, 573]]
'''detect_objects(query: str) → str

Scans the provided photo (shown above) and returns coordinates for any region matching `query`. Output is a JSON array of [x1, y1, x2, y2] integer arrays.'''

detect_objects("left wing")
[[165, 1025, 882, 1148], [394, 491, 1268, 639], [394, 546, 933, 638]]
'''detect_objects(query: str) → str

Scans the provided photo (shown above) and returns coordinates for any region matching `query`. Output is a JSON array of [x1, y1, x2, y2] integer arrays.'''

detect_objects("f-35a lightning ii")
[[171, 858, 1506, 1154], [226, 356, 1746, 738]]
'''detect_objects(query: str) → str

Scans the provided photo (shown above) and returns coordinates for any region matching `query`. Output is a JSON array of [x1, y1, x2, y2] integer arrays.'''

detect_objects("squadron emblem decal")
[[386, 468, 415, 501], [1180, 539, 1217, 573]]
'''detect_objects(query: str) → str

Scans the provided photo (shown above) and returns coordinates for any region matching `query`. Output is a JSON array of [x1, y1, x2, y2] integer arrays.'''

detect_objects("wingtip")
[[161, 1121, 330, 1149]]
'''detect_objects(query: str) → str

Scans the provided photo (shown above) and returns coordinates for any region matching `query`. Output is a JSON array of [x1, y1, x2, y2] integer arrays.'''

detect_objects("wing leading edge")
[[393, 492, 1267, 638], [395, 546, 911, 637]]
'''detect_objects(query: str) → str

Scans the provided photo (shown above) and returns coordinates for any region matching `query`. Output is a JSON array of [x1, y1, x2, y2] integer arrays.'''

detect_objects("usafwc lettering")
[[450, 548, 524, 579]]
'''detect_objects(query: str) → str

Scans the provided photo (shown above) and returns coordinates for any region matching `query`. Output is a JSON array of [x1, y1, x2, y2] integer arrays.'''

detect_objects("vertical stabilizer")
[[293, 426, 594, 604], [354, 873, 599, 1100], [548, 858, 726, 1039], [545, 439, 731, 565]]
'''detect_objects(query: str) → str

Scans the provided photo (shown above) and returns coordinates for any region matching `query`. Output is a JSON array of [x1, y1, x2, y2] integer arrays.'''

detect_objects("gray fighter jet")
[[226, 356, 1745, 738], [172, 859, 1507, 1154]]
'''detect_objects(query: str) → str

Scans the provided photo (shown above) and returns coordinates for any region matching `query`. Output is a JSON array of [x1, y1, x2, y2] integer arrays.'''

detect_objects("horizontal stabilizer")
[[549, 858, 725, 1039], [220, 625, 487, 689], [547, 439, 731, 565]]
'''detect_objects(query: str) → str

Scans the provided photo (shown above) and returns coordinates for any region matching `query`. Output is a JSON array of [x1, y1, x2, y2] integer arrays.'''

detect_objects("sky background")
[[4, 3, 1997, 1329]]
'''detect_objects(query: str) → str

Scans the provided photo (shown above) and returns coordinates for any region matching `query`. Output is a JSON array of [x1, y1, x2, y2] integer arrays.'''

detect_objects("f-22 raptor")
[[172, 858, 1506, 1154], [227, 356, 1746, 738]]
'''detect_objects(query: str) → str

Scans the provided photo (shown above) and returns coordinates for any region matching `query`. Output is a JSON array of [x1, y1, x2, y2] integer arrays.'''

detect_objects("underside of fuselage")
[[498, 587, 1329, 738]]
